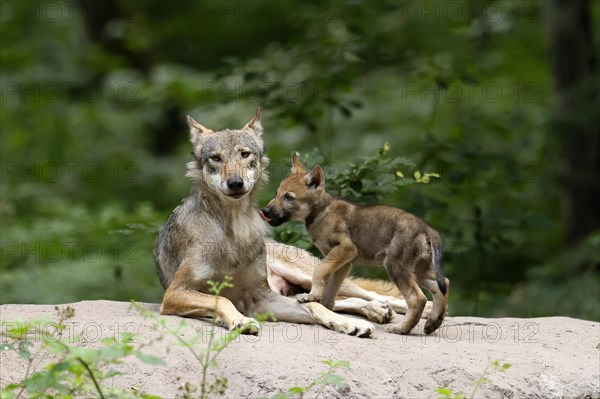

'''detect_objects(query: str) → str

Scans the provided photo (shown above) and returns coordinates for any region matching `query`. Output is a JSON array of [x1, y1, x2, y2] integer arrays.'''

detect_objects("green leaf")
[[134, 351, 166, 366], [105, 369, 124, 378], [271, 388, 304, 399], [23, 371, 57, 394], [316, 373, 345, 387], [0, 343, 15, 352], [0, 390, 17, 399], [100, 343, 131, 361], [322, 359, 349, 368]]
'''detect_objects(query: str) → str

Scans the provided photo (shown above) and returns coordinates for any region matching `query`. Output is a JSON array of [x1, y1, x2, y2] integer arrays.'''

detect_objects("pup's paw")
[[385, 322, 414, 335], [424, 317, 443, 335], [330, 319, 374, 338], [296, 292, 322, 303], [230, 317, 261, 335], [364, 300, 394, 324]]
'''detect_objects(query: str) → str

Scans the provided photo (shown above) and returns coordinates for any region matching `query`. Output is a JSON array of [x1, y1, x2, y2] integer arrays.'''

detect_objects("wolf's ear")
[[304, 165, 325, 190], [291, 152, 306, 174], [187, 115, 213, 145], [242, 107, 263, 136]]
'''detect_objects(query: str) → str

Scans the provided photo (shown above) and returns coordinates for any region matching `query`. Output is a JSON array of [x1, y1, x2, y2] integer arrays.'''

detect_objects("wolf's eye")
[[283, 193, 294, 202], [210, 155, 221, 162], [241, 151, 251, 158]]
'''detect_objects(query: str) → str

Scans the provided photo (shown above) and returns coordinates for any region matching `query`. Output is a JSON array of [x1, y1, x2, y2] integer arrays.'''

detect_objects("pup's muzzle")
[[259, 207, 287, 226]]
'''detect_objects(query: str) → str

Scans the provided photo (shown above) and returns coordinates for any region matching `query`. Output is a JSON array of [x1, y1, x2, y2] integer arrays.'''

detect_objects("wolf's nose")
[[227, 176, 245, 192]]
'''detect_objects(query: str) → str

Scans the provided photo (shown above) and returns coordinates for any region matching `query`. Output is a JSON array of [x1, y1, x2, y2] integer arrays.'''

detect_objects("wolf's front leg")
[[161, 265, 260, 334]]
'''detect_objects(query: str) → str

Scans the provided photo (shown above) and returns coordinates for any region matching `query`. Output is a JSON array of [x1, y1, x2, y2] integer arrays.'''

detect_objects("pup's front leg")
[[295, 264, 330, 303], [296, 243, 358, 309]]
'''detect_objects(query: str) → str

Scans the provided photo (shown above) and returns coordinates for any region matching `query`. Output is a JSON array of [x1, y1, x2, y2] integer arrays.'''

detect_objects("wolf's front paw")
[[296, 292, 321, 303], [230, 317, 260, 335], [365, 300, 394, 324]]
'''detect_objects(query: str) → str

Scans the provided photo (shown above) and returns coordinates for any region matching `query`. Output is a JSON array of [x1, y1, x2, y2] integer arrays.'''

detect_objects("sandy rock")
[[1, 301, 598, 398]]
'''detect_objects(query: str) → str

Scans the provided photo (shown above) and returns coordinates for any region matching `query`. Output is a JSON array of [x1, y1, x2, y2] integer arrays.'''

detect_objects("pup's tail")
[[431, 239, 447, 295]]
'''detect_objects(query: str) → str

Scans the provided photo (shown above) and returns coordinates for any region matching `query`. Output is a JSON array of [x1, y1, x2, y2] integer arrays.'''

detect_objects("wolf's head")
[[186, 108, 269, 201], [260, 153, 325, 226]]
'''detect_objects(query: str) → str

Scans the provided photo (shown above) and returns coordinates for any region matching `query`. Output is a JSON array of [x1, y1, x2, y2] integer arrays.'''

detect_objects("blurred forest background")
[[1, 0, 598, 320]]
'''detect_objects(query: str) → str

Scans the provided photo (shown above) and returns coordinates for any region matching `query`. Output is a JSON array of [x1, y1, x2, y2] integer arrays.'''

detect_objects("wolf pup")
[[261, 154, 449, 335], [154, 109, 376, 337]]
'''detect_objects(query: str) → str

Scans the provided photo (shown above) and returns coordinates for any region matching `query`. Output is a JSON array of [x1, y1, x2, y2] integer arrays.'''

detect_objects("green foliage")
[[1, 199, 165, 305], [437, 359, 512, 399], [269, 359, 350, 399], [300, 142, 439, 203], [0, 306, 162, 399], [1, 0, 598, 320]]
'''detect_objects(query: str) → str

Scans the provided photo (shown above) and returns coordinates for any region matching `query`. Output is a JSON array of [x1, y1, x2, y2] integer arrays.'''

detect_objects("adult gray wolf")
[[261, 153, 449, 335], [155, 108, 407, 337]]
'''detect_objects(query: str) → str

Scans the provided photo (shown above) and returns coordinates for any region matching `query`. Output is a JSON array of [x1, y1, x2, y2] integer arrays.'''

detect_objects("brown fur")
[[261, 154, 450, 335]]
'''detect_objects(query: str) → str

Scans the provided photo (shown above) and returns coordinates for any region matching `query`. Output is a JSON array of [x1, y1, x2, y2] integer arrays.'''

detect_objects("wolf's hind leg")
[[333, 297, 393, 324], [254, 291, 374, 337]]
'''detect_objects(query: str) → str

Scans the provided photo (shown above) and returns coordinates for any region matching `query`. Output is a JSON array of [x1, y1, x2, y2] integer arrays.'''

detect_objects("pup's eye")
[[241, 151, 251, 158], [210, 155, 221, 162], [283, 193, 294, 202]]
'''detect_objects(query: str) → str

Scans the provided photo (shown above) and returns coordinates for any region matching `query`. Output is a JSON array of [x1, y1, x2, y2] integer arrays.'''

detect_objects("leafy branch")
[[437, 358, 512, 399], [270, 359, 350, 399]]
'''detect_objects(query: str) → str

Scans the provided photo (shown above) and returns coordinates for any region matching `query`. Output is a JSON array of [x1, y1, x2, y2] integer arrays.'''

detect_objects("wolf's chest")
[[190, 212, 265, 267]]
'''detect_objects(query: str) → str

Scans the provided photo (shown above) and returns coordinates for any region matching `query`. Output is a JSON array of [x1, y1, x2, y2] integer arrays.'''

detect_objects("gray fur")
[[153, 110, 377, 338]]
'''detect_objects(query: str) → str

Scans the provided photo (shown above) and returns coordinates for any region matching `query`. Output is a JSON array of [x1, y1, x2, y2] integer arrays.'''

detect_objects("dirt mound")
[[1, 301, 598, 398]]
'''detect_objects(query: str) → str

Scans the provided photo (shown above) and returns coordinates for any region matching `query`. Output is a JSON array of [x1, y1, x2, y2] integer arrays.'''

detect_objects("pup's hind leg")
[[384, 276, 427, 334], [383, 252, 427, 334], [418, 274, 450, 334]]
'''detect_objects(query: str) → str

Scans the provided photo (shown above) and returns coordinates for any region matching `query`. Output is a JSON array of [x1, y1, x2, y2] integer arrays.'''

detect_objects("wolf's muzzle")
[[227, 176, 245, 192]]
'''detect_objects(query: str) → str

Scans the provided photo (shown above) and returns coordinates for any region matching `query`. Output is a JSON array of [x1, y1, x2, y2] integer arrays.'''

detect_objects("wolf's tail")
[[431, 239, 447, 295]]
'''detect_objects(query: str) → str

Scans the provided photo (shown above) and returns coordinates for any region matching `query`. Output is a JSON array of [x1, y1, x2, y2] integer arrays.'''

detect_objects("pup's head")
[[260, 153, 325, 226], [185, 108, 269, 201]]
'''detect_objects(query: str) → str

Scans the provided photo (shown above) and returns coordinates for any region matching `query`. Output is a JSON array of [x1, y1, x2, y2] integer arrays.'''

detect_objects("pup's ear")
[[242, 107, 263, 136], [304, 165, 325, 190], [187, 115, 213, 145], [291, 152, 306, 174]]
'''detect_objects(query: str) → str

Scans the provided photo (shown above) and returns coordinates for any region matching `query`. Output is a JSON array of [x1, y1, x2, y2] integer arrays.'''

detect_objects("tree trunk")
[[543, 0, 600, 244]]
